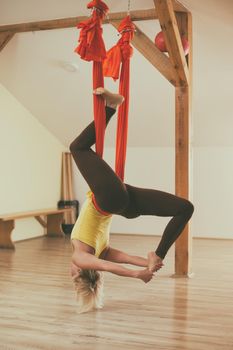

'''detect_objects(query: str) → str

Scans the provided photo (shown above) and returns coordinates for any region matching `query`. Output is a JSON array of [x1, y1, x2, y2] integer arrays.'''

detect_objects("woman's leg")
[[70, 91, 129, 214], [121, 184, 194, 261]]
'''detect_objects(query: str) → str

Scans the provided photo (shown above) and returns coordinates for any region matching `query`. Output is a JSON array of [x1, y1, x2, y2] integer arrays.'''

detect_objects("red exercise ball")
[[154, 31, 190, 56], [182, 37, 190, 56], [154, 31, 167, 52]]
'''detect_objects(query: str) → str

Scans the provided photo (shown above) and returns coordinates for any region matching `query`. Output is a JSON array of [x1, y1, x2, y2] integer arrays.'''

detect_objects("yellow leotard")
[[71, 191, 113, 257]]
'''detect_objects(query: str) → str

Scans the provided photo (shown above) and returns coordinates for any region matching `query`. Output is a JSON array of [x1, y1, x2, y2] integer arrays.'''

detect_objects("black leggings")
[[70, 107, 194, 259]]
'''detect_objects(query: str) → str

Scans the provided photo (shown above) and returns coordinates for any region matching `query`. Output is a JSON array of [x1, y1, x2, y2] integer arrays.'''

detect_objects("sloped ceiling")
[[0, 0, 233, 147]]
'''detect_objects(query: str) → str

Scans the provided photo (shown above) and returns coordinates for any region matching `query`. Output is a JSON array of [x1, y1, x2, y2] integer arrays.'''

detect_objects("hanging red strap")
[[103, 16, 135, 180], [75, 0, 108, 158], [75, 0, 109, 214], [74, 2, 107, 62], [115, 58, 130, 180], [93, 61, 106, 157]]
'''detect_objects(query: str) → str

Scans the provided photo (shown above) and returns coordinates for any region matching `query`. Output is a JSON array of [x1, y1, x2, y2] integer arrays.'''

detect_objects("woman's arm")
[[103, 247, 148, 267], [72, 251, 153, 283]]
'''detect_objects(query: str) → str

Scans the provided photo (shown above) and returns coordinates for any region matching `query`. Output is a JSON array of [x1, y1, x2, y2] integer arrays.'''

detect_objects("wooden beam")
[[0, 9, 157, 34], [172, 0, 189, 13], [174, 12, 193, 277], [0, 32, 14, 52], [0, 4, 189, 35], [176, 12, 192, 71], [155, 0, 189, 86], [132, 24, 179, 86], [111, 21, 177, 86]]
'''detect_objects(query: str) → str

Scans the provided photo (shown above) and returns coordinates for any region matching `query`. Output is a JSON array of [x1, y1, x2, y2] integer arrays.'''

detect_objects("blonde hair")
[[72, 270, 104, 314]]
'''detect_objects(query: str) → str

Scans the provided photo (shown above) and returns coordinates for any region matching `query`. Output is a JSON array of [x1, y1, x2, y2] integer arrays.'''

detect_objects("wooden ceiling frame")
[[0, 0, 193, 277], [0, 2, 191, 89]]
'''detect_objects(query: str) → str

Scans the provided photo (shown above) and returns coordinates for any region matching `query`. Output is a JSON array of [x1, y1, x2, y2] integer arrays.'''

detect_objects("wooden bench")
[[0, 208, 73, 249]]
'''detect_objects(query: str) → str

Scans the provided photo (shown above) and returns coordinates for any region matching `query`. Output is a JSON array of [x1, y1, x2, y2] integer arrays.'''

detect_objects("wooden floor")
[[0, 234, 233, 350]]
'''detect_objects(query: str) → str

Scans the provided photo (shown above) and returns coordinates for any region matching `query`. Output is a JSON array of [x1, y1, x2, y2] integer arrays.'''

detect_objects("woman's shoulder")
[[71, 238, 95, 255]]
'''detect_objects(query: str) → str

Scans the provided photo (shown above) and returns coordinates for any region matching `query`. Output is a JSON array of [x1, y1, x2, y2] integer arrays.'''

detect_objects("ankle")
[[106, 103, 117, 109], [148, 251, 163, 263]]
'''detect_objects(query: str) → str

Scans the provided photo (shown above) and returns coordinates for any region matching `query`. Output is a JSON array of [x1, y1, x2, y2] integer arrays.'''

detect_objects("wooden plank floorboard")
[[0, 234, 233, 350]]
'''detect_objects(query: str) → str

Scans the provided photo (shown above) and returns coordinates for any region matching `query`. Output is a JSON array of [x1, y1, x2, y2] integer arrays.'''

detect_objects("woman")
[[70, 88, 194, 313]]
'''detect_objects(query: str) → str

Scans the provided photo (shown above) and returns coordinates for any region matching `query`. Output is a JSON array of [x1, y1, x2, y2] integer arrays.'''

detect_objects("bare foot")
[[147, 252, 164, 272], [93, 87, 124, 109], [136, 268, 154, 284]]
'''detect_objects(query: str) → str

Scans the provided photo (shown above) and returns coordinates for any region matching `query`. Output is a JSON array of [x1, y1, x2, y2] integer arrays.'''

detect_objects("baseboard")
[[111, 232, 233, 241]]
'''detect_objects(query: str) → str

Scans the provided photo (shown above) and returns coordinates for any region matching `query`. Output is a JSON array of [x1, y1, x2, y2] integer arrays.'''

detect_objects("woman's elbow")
[[72, 252, 86, 269]]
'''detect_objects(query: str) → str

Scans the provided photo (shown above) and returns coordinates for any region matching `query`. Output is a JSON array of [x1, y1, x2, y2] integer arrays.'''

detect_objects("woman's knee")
[[69, 141, 76, 156], [69, 141, 79, 154], [69, 142, 85, 163], [70, 136, 88, 154], [181, 199, 194, 218]]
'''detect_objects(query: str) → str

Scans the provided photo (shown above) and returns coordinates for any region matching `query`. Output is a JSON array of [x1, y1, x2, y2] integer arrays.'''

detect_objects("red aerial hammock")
[[75, 1, 135, 215], [103, 15, 135, 180], [75, 0, 108, 159]]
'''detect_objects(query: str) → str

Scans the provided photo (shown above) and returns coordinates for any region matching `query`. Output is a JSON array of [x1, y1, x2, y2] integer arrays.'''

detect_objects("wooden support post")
[[46, 213, 65, 237], [0, 220, 15, 249], [174, 86, 192, 277], [174, 12, 193, 277], [176, 12, 193, 77]]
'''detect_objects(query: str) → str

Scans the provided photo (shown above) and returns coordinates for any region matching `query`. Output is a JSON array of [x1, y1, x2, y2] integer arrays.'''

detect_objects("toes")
[[93, 87, 104, 95]]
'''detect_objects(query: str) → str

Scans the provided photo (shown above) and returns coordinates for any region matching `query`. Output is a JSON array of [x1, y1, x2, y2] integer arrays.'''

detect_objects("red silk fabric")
[[75, 10, 106, 62], [75, 0, 108, 158], [75, 9, 135, 214], [104, 16, 135, 180], [75, 1, 108, 214], [92, 62, 106, 157]]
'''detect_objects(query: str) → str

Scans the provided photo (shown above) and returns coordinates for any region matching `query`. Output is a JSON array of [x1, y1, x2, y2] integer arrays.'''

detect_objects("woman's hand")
[[135, 268, 154, 283], [70, 262, 81, 278]]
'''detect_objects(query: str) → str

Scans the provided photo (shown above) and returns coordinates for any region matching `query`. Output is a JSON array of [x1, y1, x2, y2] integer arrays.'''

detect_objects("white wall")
[[193, 147, 233, 239], [73, 146, 233, 240], [0, 84, 65, 241]]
